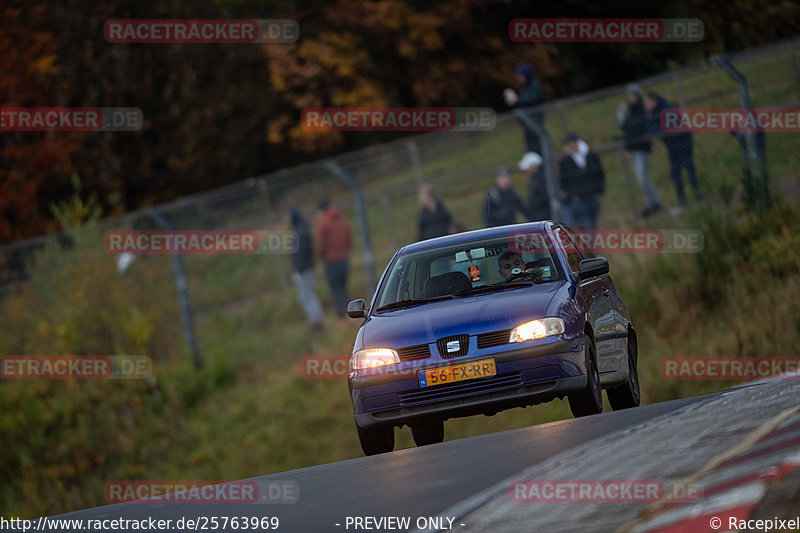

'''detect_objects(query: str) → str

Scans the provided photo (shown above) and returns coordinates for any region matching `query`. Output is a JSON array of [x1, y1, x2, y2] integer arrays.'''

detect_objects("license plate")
[[418, 358, 496, 388]]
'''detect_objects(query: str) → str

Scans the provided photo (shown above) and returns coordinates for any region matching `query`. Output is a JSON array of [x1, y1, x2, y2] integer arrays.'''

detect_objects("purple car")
[[346, 221, 640, 455]]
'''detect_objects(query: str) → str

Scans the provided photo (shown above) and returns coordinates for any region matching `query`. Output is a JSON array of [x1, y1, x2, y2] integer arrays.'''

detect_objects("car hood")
[[362, 282, 563, 349]]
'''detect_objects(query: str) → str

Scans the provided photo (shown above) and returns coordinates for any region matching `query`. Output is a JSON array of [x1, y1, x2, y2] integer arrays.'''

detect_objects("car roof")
[[399, 221, 556, 254]]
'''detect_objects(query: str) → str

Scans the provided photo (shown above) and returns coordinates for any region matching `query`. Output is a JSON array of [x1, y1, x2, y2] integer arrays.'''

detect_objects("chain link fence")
[[2, 37, 799, 365]]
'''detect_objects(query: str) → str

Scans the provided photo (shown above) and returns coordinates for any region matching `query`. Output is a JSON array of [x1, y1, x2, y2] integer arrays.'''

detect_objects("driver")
[[498, 251, 526, 281]]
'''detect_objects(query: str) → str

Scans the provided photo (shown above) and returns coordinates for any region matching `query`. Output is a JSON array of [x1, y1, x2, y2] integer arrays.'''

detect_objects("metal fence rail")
[[2, 37, 799, 363]]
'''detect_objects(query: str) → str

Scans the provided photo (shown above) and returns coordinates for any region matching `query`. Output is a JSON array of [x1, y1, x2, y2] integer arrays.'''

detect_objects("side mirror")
[[578, 257, 609, 281], [347, 298, 367, 319]]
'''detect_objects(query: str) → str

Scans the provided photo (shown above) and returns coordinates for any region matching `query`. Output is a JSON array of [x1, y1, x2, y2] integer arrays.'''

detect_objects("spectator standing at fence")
[[288, 209, 324, 332], [315, 199, 352, 318], [518, 152, 551, 222], [617, 83, 662, 218], [504, 62, 545, 154], [417, 184, 454, 241], [483, 166, 529, 227], [559, 134, 605, 230], [643, 92, 701, 211]]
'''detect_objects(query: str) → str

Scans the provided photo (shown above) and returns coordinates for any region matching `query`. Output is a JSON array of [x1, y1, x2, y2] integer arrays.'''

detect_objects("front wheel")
[[568, 337, 603, 417], [411, 420, 445, 447], [607, 329, 641, 410], [356, 424, 395, 456]]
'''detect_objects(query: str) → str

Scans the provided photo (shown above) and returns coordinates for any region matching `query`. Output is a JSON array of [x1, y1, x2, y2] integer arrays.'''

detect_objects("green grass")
[[2, 46, 800, 518]]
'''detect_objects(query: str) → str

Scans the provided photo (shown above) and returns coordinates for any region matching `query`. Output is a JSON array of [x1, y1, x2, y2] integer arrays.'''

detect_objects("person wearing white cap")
[[518, 152, 551, 222]]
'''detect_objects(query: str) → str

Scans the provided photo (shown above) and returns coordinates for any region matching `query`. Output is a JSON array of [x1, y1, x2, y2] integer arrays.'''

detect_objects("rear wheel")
[[411, 420, 445, 446], [607, 329, 641, 410], [568, 337, 603, 417], [356, 424, 395, 455]]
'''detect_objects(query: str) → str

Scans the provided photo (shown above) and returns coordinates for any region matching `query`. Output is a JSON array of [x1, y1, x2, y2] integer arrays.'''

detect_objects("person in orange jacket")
[[315, 199, 352, 317]]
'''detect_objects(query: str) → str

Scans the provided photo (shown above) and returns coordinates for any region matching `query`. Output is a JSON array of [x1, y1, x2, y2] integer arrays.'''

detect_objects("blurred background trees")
[[2, 0, 799, 242]]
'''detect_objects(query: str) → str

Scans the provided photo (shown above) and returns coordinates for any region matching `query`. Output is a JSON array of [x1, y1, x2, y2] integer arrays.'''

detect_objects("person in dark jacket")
[[518, 151, 551, 221], [315, 199, 352, 317], [504, 62, 545, 153], [559, 134, 605, 230], [617, 83, 662, 217], [643, 92, 700, 208], [288, 209, 324, 330], [417, 184, 453, 241], [483, 166, 529, 227]]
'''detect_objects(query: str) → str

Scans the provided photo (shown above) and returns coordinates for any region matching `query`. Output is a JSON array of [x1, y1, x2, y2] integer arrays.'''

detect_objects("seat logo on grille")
[[446, 340, 460, 353]]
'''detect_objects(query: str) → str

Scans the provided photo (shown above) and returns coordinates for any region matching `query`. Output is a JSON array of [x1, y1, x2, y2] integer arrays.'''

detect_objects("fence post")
[[380, 194, 398, 251], [790, 43, 800, 103], [407, 140, 425, 185], [324, 162, 378, 298], [513, 108, 561, 221], [711, 54, 771, 213], [671, 67, 687, 108], [146, 208, 202, 370], [618, 150, 639, 218]]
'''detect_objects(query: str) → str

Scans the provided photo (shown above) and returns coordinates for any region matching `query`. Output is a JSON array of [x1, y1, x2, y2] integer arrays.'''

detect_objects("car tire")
[[411, 420, 445, 447], [356, 424, 395, 456], [607, 329, 641, 410], [568, 337, 603, 417]]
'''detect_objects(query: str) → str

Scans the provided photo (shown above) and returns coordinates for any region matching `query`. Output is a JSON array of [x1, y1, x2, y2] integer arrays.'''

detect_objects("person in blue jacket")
[[643, 92, 701, 208], [504, 62, 545, 154]]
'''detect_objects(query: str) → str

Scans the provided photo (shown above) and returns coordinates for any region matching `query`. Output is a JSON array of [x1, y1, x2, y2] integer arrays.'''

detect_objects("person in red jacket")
[[315, 199, 352, 317]]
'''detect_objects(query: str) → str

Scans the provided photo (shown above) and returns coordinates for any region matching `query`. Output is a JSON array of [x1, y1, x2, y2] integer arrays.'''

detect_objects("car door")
[[557, 227, 617, 368], [605, 276, 630, 359]]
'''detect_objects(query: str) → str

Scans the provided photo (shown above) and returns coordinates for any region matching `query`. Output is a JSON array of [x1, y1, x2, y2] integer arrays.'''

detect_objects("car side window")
[[403, 260, 419, 300], [556, 228, 583, 274], [567, 228, 594, 258]]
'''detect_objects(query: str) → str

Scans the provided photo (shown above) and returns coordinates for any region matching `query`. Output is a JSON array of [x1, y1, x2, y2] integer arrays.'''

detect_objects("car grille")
[[398, 373, 522, 405], [396, 344, 431, 361], [437, 334, 470, 358], [477, 329, 512, 349]]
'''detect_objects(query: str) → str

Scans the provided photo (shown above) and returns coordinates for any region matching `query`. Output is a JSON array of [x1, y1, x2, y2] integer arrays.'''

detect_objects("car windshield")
[[374, 233, 562, 311]]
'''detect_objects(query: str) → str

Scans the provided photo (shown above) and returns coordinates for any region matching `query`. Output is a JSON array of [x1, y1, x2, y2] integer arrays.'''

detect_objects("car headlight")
[[351, 348, 400, 370], [509, 318, 565, 343]]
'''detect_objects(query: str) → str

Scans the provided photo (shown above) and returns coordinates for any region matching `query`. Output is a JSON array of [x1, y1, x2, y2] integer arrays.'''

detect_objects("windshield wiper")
[[375, 295, 454, 312], [453, 281, 534, 296]]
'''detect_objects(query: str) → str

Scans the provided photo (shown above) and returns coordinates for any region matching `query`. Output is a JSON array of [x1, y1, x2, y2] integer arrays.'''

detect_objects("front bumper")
[[351, 336, 588, 429]]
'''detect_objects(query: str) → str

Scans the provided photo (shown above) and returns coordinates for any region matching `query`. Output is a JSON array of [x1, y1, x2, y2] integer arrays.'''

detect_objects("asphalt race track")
[[45, 393, 719, 532]]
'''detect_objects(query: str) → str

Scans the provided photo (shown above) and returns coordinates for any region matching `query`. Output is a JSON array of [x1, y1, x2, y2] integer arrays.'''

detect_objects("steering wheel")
[[506, 262, 544, 282]]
